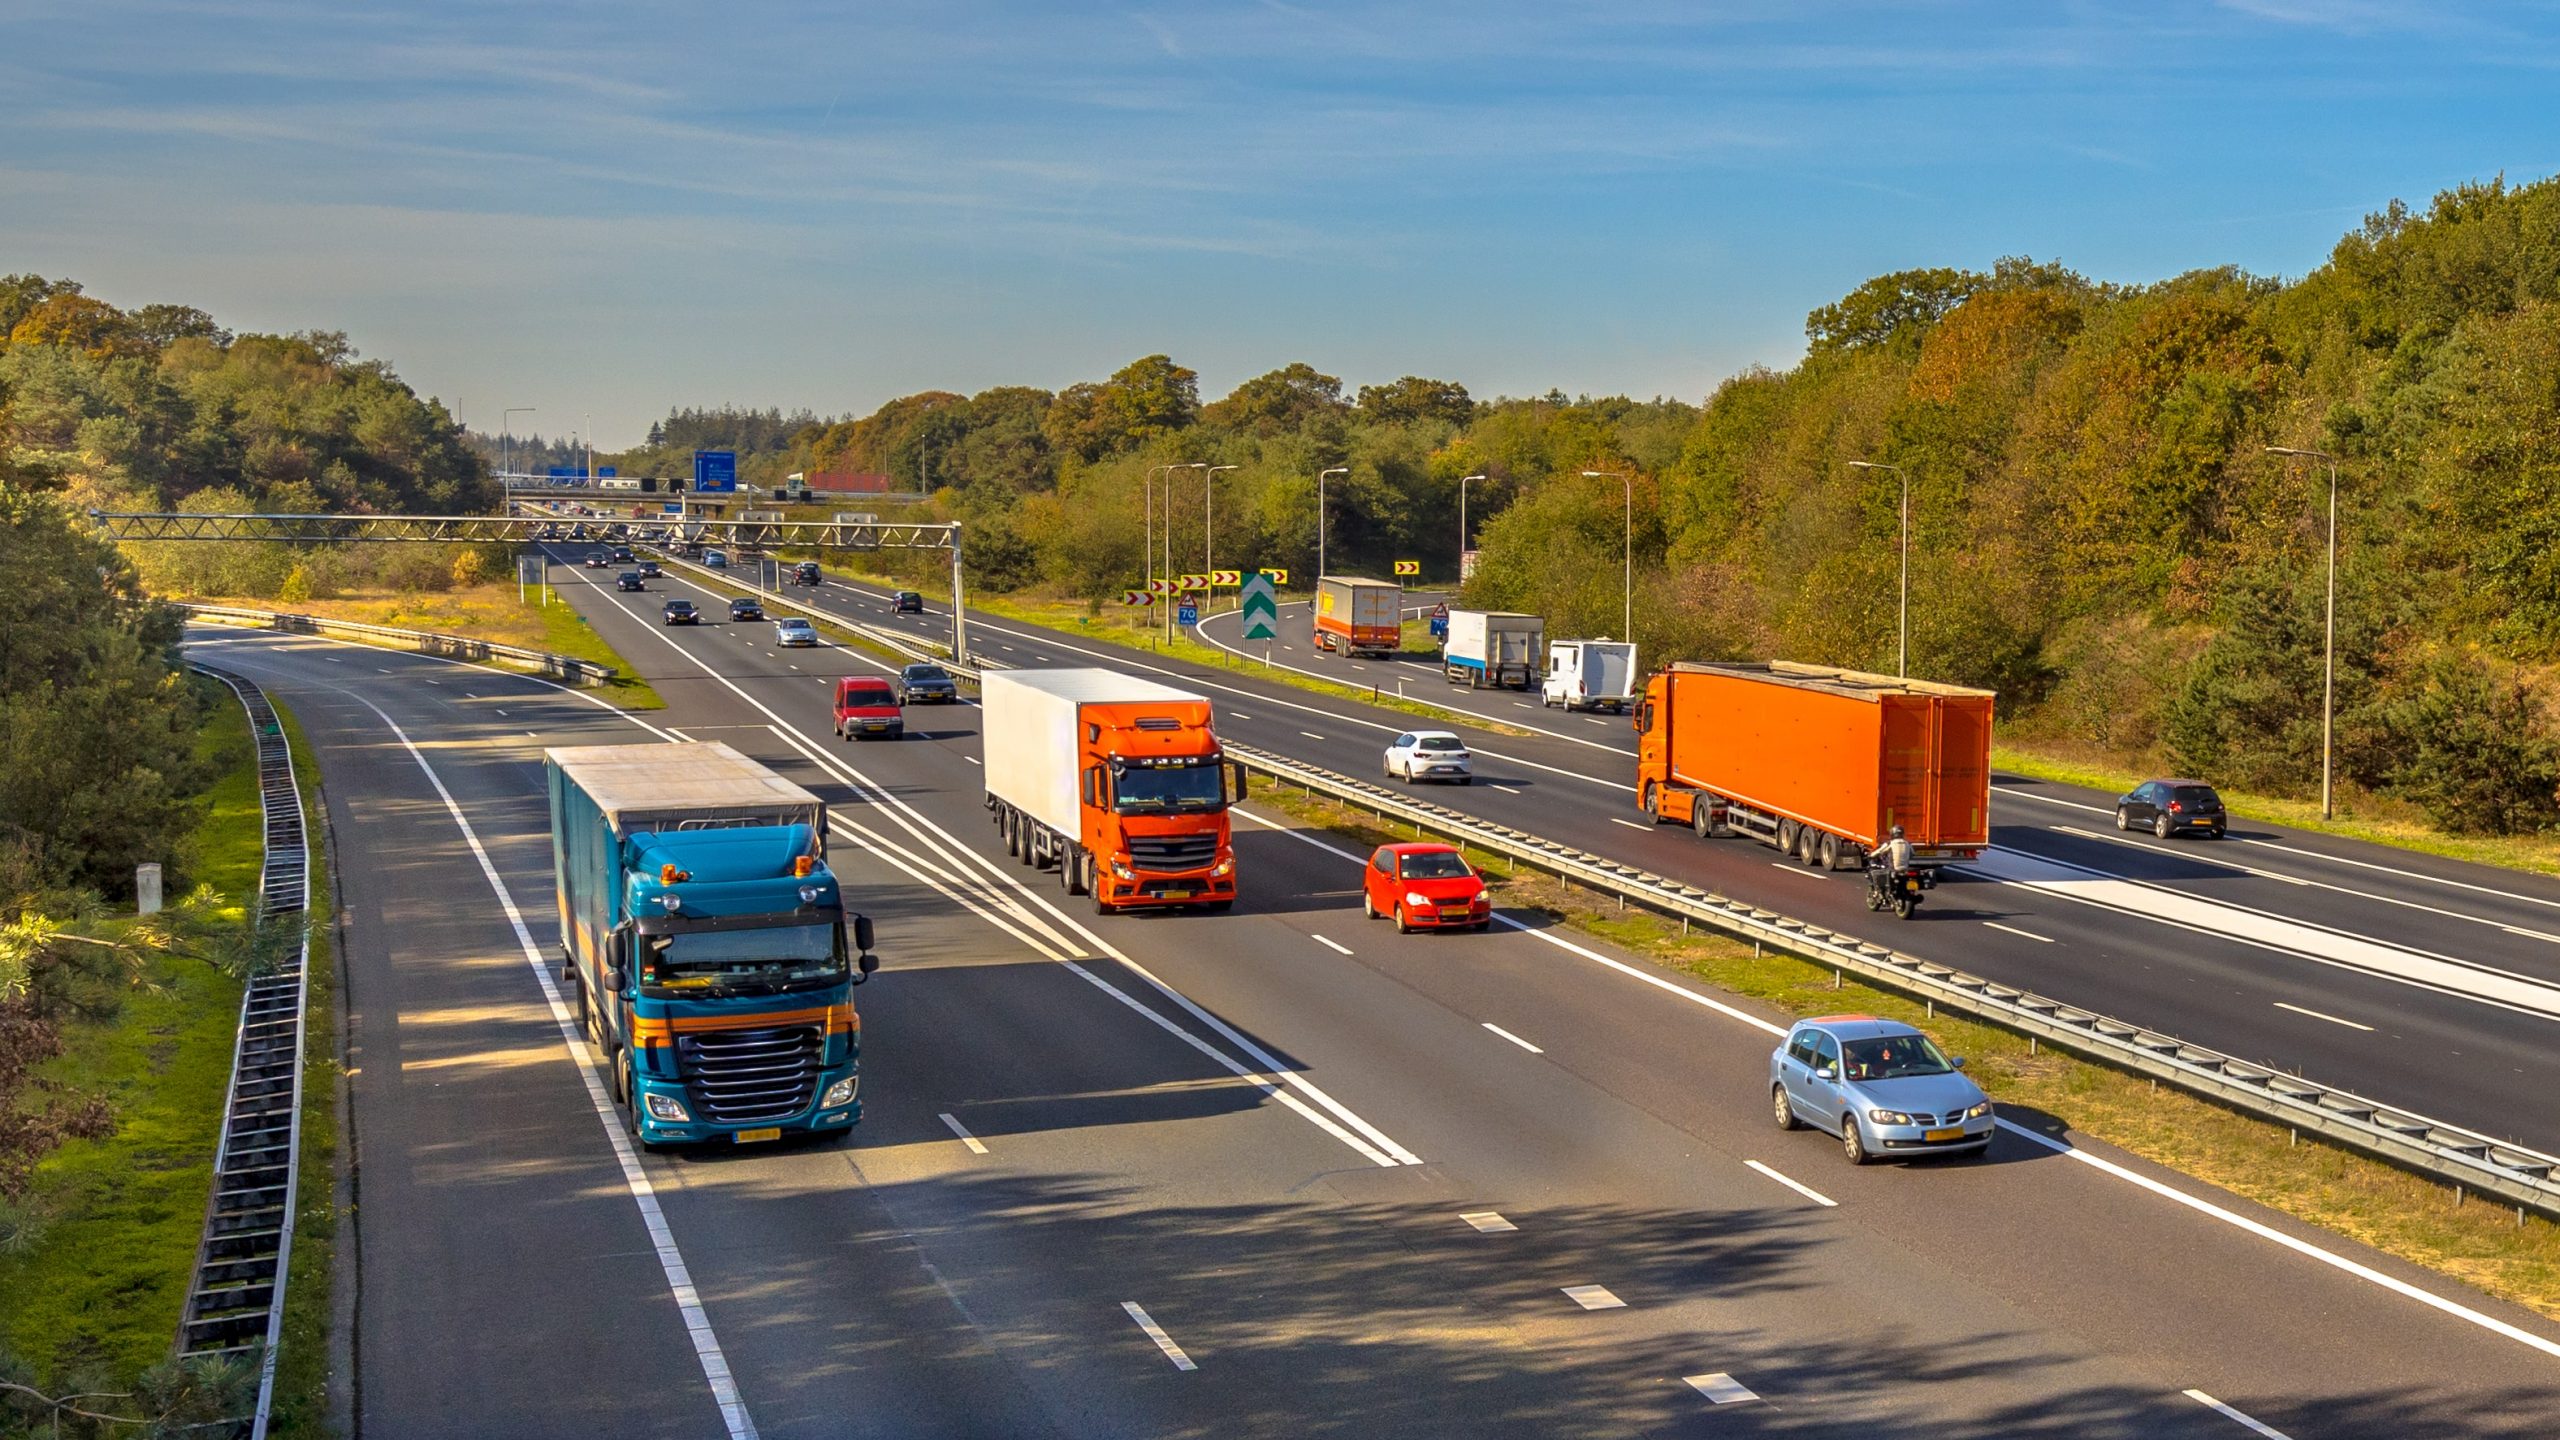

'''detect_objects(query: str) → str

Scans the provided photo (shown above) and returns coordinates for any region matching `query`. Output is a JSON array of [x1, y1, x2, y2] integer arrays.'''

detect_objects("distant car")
[[895, 663, 959, 705], [790, 561, 822, 586], [637, 560, 662, 578], [615, 571, 645, 592], [611, 546, 634, 563], [1383, 731, 1472, 784], [729, 596, 765, 622], [893, 590, 924, 614], [1770, 1015, 1992, 1165], [833, 676, 903, 739], [775, 617, 819, 647], [2117, 778, 2227, 839], [584, 551, 611, 568], [1361, 843, 1491, 933], [662, 598, 699, 625], [703, 549, 729, 568]]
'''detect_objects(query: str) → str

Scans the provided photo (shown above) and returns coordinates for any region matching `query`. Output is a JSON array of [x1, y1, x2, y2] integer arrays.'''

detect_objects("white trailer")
[[1441, 610, 1543, 690], [1543, 639, 1639, 712]]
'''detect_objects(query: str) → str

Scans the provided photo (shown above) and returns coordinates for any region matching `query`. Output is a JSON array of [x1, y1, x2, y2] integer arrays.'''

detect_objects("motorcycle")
[[1865, 856, 1931, 919]]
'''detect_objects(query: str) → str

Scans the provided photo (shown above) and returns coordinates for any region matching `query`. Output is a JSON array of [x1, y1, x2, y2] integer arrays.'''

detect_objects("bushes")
[[2382, 653, 2560, 834]]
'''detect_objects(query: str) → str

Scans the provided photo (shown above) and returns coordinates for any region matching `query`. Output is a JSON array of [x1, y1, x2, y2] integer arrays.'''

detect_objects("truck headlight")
[[1867, 1108, 1915, 1126], [1211, 855, 1234, 878], [658, 894, 682, 913], [645, 1093, 691, 1122], [1111, 857, 1135, 880], [821, 1076, 859, 1109]]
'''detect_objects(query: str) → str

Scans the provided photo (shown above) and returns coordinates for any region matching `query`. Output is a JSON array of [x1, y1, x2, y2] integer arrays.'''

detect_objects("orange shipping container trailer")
[[1634, 661, 1993, 869]]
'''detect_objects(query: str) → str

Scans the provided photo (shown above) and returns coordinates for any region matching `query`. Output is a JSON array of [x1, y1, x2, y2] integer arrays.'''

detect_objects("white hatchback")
[[1384, 731, 1473, 784]]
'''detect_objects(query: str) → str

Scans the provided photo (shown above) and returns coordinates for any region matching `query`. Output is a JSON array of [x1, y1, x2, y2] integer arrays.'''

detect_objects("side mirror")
[[854, 915, 876, 953], [604, 965, 627, 996], [1814, 1064, 1837, 1081], [1231, 761, 1249, 800], [1951, 1056, 1967, 1069]]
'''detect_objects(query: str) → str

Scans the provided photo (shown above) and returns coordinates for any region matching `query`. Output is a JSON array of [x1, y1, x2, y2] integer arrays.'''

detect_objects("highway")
[[182, 552, 2560, 1436], [701, 565, 2560, 1158]]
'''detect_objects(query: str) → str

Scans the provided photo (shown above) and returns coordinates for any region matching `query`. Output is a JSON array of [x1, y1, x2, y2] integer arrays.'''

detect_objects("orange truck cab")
[[1634, 661, 1994, 873], [980, 668, 1244, 914], [1313, 575, 1403, 657]]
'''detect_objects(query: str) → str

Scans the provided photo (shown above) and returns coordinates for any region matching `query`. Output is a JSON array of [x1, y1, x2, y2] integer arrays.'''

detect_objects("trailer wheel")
[[1693, 803, 1715, 840], [1777, 819, 1799, 855], [1001, 809, 1019, 857], [1817, 833, 1841, 870]]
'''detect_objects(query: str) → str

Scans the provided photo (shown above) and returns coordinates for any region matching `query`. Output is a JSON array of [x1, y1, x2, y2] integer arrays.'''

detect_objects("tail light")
[[2169, 801, 2183, 813]]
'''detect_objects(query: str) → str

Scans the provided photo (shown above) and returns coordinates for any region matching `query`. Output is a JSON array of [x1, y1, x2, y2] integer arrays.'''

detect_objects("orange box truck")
[[1633, 661, 1993, 873]]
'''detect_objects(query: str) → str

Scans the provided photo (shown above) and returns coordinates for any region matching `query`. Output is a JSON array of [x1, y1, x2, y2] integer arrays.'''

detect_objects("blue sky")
[[4, 1, 2555, 446]]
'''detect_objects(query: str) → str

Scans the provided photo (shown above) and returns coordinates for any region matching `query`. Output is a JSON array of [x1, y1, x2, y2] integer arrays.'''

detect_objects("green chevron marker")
[[1240, 573, 1279, 640]]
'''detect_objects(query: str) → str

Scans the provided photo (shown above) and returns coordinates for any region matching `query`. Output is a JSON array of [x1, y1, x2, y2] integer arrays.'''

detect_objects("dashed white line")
[[1983, 921, 2053, 943], [1608, 817, 1651, 831], [2273, 1001, 2375, 1032], [1744, 1159, 1838, 1207], [1561, 1284, 1625, 1311], [1482, 1022, 1544, 1054], [963, 755, 981, 766], [2182, 1390, 2292, 1438], [1459, 1211, 1516, 1233], [1584, 717, 1610, 726], [1766, 863, 1825, 878], [1684, 1373, 1760, 1406], [1230, 711, 1253, 720], [1312, 934, 1353, 956], [1300, 730, 1327, 740], [1490, 784, 1522, 795], [938, 1112, 989, 1155], [1122, 1301, 1197, 1371]]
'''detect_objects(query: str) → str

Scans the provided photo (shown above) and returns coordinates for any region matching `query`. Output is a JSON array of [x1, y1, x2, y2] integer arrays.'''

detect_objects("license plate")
[[1924, 1127, 1964, 1143], [1162, 889, 1194, 901], [733, 1127, 783, 1144]]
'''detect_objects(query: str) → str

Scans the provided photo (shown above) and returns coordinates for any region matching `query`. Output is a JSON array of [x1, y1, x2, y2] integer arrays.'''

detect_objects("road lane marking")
[[938, 1113, 989, 1154], [1313, 934, 1353, 955], [2274, 1001, 2374, 1032], [1983, 921, 2052, 943], [1459, 1211, 1516, 1233], [2182, 1390, 2291, 1438], [1684, 1374, 1760, 1405], [1300, 730, 1326, 740], [1482, 1022, 1543, 1054], [1230, 711, 1252, 720], [1122, 1301, 1197, 1371], [1561, 1284, 1625, 1310], [1584, 717, 1610, 726], [963, 755, 981, 765], [1744, 1159, 1838, 1207], [1491, 784, 1522, 795], [1767, 863, 1824, 878], [1608, 817, 1650, 830]]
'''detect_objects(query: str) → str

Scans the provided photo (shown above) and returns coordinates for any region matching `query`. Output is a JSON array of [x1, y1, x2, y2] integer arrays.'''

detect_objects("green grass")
[[1251, 777, 2560, 1323], [1993, 739, 2560, 880], [532, 588, 666, 709], [264, 701, 339, 1439], [0, 687, 256, 1385]]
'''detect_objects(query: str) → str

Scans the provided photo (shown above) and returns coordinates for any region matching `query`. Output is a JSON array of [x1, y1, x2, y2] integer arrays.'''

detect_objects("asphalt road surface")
[[187, 584, 2560, 1436]]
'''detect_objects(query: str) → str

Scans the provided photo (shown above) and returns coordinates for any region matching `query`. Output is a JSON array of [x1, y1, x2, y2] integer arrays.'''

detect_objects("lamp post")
[[1846, 460, 1910, 678], [2267, 445, 2342, 819], [503, 407, 536, 482], [1459, 473, 1486, 582], [1165, 462, 1211, 641], [1318, 467, 1349, 578], [1144, 462, 1180, 603], [1580, 470, 1634, 641], [1204, 463, 1238, 595]]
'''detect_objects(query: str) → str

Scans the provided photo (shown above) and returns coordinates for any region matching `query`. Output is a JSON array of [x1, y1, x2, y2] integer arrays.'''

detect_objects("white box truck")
[[1543, 639, 1639, 712], [1441, 610, 1543, 690]]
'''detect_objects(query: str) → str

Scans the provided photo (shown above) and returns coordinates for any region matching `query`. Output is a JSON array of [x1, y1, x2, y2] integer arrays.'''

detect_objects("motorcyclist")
[[1868, 824, 1916, 911]]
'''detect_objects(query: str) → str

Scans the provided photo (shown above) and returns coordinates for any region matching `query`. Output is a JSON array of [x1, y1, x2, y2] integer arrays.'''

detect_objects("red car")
[[832, 676, 904, 740], [1361, 843, 1492, 932]]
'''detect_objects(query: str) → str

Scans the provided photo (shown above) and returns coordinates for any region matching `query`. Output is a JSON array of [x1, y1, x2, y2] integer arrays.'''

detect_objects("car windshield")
[[1113, 763, 1226, 814], [1416, 736, 1466, 752], [1840, 1033, 1955, 1081], [2174, 786, 2221, 807], [905, 666, 949, 683], [843, 685, 892, 704], [667, 601, 693, 611], [639, 922, 844, 998], [1399, 851, 1472, 880]]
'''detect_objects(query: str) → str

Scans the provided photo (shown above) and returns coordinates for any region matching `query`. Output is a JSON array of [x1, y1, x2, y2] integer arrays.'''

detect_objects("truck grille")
[[678, 1026, 821, 1124], [1127, 833, 1219, 871]]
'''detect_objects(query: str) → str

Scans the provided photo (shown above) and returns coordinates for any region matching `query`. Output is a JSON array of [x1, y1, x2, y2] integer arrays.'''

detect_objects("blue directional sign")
[[692, 450, 738, 494], [1177, 602, 1199, 628], [597, 466, 616, 478], [546, 466, 579, 479]]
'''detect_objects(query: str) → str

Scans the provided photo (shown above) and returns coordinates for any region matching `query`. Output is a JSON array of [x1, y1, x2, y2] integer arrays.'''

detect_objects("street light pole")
[[1581, 470, 1635, 640], [2267, 445, 2342, 819], [1847, 460, 1910, 678], [1459, 473, 1486, 582], [1165, 462, 1211, 642], [1204, 464, 1238, 596], [1318, 466, 1349, 579], [503, 407, 536, 482], [1144, 462, 1178, 604]]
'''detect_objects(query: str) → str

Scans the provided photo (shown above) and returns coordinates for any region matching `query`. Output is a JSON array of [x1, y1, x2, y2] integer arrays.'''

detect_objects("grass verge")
[[0, 684, 255, 1384], [1251, 777, 2560, 1322], [264, 701, 339, 1438], [1994, 738, 2560, 880]]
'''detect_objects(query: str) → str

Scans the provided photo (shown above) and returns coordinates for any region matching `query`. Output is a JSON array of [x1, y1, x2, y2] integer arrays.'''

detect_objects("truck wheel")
[[1693, 803, 1715, 840], [1001, 810, 1019, 857], [1062, 847, 1087, 896], [1640, 780, 1660, 821], [1777, 819, 1799, 856], [1817, 833, 1841, 870]]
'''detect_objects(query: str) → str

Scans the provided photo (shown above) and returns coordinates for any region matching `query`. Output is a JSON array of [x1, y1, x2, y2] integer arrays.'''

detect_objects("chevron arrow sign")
[[1239, 573, 1279, 640]]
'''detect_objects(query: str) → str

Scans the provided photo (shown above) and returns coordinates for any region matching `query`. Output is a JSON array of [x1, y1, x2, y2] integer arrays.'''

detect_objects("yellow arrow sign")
[[1209, 569, 1241, 586], [1119, 590, 1154, 606], [1178, 573, 1211, 590], [1263, 568, 1289, 585], [1393, 560, 1420, 576]]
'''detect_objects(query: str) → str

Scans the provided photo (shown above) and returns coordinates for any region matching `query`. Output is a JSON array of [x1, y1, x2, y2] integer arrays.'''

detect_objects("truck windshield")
[[639, 923, 845, 998], [1113, 764, 1226, 814]]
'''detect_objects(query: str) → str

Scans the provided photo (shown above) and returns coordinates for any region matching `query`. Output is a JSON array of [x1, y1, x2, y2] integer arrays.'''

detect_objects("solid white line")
[[2182, 1389, 2292, 1438], [1481, 1022, 1544, 1054], [1561, 1284, 1625, 1310], [1459, 1211, 1516, 1233], [1684, 1373, 1760, 1405], [1983, 921, 2053, 943], [665, 728, 693, 741], [1312, 933, 1353, 955], [1608, 817, 1651, 831], [1744, 1159, 1838, 1207], [1300, 730, 1326, 740], [1122, 1301, 1197, 1371], [2273, 1001, 2374, 1032], [938, 1112, 990, 1155]]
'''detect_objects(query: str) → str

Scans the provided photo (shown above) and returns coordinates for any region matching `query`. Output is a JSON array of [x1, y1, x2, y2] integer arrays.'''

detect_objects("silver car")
[[1770, 1015, 1993, 1164], [1384, 730, 1473, 784], [774, 617, 820, 647]]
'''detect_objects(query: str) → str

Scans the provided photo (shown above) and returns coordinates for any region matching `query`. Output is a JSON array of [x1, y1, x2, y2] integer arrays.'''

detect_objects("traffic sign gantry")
[[1393, 559, 1420, 576], [1239, 573, 1279, 640]]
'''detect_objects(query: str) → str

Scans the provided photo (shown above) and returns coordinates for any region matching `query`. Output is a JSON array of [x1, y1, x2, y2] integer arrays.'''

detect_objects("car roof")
[[778, 616, 813, 626], [1378, 842, 1461, 857], [2149, 777, 2214, 787], [1403, 730, 1461, 741], [1795, 1014, 1924, 1042]]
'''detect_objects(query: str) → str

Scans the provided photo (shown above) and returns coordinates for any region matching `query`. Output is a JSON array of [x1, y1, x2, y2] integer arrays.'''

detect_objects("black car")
[[790, 561, 822, 586], [616, 571, 646, 592], [2117, 778, 2227, 839], [896, 663, 959, 705], [611, 546, 635, 563], [584, 550, 611, 568], [893, 590, 925, 614], [638, 560, 662, 578], [729, 596, 765, 622], [662, 598, 699, 625]]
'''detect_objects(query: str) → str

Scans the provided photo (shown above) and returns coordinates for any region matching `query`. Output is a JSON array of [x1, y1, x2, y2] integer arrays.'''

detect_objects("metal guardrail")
[[1227, 741, 2560, 1222], [180, 665, 316, 1438], [179, 603, 616, 687]]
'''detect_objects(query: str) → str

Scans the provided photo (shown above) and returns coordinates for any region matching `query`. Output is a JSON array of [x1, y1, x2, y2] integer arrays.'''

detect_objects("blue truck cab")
[[546, 743, 878, 1150]]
